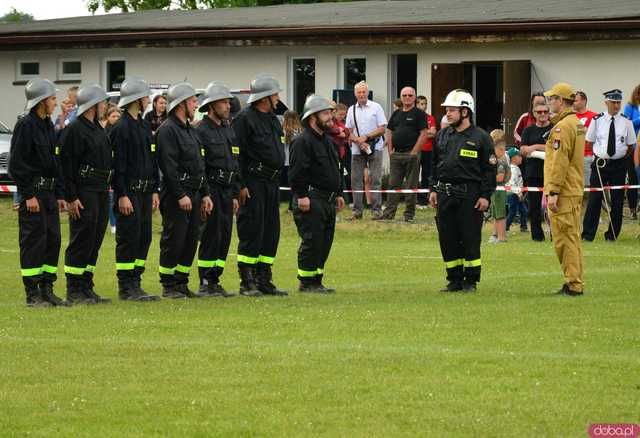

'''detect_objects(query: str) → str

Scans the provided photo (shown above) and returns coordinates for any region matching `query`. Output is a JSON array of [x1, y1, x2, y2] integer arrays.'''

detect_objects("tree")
[[0, 7, 34, 23], [88, 0, 349, 13]]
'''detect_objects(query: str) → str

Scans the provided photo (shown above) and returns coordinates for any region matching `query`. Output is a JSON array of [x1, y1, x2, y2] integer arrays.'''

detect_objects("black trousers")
[[418, 150, 432, 205], [198, 184, 234, 284], [236, 176, 280, 269], [582, 158, 626, 241], [115, 191, 153, 282], [626, 155, 638, 211], [159, 190, 202, 286], [526, 176, 545, 241], [18, 191, 61, 289], [64, 190, 109, 287], [292, 194, 336, 280], [435, 187, 484, 284]]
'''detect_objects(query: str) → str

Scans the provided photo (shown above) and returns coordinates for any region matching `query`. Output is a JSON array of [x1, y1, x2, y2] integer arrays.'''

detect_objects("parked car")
[[0, 119, 12, 185]]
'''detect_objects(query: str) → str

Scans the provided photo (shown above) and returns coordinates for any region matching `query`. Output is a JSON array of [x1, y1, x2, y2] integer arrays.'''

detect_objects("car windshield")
[[0, 120, 11, 134]]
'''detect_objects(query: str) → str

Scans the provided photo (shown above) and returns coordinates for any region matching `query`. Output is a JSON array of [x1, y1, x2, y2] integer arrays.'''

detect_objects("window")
[[16, 61, 39, 80], [106, 60, 126, 92], [58, 59, 82, 81], [291, 58, 315, 114], [342, 57, 366, 89]]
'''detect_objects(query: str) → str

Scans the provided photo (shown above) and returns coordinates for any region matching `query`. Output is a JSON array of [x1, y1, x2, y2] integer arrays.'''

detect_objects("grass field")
[[0, 196, 638, 437]]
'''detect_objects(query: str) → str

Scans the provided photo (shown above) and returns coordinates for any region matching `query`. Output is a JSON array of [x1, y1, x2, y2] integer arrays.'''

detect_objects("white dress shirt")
[[345, 99, 387, 155], [586, 112, 636, 160]]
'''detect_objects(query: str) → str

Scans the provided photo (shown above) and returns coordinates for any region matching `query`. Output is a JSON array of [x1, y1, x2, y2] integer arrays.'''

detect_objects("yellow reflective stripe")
[[460, 149, 478, 158], [231, 146, 240, 154], [21, 267, 42, 277], [159, 266, 175, 275], [216, 259, 226, 268], [464, 259, 482, 267], [298, 269, 317, 278], [445, 259, 464, 268], [198, 259, 216, 268], [237, 255, 258, 264], [317, 268, 324, 275], [116, 262, 135, 271], [134, 259, 146, 267], [257, 255, 275, 265], [150, 143, 156, 152], [42, 264, 57, 274], [85, 265, 96, 273], [175, 264, 191, 274], [64, 265, 85, 275]]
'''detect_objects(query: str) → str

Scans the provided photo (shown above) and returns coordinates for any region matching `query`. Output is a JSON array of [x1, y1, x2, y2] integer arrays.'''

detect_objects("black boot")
[[40, 282, 70, 307], [83, 276, 111, 304], [119, 280, 158, 302], [26, 286, 52, 308], [201, 281, 235, 297], [255, 265, 288, 296], [298, 277, 319, 293], [238, 266, 262, 297], [461, 281, 477, 293], [440, 281, 463, 292], [177, 283, 202, 298], [315, 275, 335, 293], [132, 278, 160, 301], [162, 283, 187, 299], [67, 280, 96, 305]]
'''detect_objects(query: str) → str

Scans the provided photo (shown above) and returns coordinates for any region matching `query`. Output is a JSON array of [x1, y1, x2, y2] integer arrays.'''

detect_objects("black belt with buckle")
[[309, 187, 338, 202], [34, 176, 56, 191], [128, 179, 155, 193], [79, 165, 113, 185], [179, 173, 205, 190], [208, 168, 237, 186], [248, 161, 280, 181], [434, 182, 468, 197]]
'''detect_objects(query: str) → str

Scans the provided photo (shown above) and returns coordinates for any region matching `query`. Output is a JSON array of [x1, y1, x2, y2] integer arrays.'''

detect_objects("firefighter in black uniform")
[[195, 82, 239, 298], [9, 78, 68, 307], [157, 82, 213, 299], [289, 95, 345, 293], [111, 77, 160, 301], [429, 89, 496, 293], [234, 74, 287, 296], [61, 84, 113, 304]]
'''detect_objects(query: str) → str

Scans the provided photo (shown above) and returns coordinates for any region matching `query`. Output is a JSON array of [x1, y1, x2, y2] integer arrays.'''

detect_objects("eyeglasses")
[[534, 110, 549, 114], [401, 94, 414, 97]]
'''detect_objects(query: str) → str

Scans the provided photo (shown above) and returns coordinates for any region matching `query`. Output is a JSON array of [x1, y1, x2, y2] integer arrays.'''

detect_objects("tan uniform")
[[544, 109, 586, 292]]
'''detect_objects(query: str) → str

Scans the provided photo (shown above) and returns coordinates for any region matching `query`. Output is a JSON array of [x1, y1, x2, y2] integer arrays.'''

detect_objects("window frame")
[[339, 55, 367, 89], [16, 60, 40, 81], [289, 56, 317, 114], [57, 58, 82, 81]]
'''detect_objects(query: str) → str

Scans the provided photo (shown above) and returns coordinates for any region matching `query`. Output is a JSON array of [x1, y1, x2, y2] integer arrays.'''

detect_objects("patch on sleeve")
[[553, 140, 560, 150], [555, 127, 561, 133], [489, 154, 497, 165]]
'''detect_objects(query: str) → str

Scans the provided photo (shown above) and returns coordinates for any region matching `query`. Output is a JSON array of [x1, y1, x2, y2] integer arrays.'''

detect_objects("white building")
[[1, 0, 639, 141]]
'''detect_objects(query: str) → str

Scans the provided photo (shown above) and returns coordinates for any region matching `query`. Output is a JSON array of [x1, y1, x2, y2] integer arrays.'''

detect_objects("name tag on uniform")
[[460, 149, 478, 158], [201, 147, 205, 157], [232, 146, 240, 155], [55, 146, 60, 155], [150, 143, 156, 152]]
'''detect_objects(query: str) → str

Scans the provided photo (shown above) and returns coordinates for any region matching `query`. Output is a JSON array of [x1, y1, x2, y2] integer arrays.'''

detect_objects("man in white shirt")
[[582, 89, 636, 241], [345, 81, 387, 220]]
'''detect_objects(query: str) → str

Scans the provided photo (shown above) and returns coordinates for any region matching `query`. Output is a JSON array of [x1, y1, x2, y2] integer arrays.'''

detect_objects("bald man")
[[382, 87, 429, 222]]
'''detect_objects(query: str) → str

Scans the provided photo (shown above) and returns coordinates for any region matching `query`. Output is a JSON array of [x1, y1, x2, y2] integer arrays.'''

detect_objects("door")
[[431, 63, 471, 125], [502, 60, 531, 143]]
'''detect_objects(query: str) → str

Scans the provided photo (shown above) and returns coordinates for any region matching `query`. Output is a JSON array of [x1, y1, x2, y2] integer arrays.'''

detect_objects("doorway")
[[389, 54, 417, 110], [473, 64, 503, 133]]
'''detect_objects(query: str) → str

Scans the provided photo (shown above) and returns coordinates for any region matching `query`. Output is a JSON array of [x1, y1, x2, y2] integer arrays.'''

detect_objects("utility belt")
[[79, 165, 113, 185], [128, 179, 156, 193], [247, 161, 280, 181], [34, 176, 56, 191], [179, 173, 205, 190], [434, 182, 473, 198], [309, 187, 339, 203], [208, 168, 238, 186], [593, 155, 627, 169]]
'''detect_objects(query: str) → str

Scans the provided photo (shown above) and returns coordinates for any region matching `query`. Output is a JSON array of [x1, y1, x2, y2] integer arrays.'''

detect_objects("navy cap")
[[603, 89, 623, 101]]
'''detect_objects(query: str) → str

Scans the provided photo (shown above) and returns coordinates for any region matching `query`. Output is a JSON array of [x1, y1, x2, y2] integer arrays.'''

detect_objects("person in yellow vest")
[[543, 82, 586, 296]]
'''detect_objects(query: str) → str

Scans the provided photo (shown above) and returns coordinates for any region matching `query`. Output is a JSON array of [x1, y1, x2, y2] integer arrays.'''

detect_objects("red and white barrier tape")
[[3, 184, 640, 195]]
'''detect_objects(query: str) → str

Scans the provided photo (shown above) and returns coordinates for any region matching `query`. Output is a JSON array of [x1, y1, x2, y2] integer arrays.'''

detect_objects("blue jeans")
[[506, 193, 528, 231]]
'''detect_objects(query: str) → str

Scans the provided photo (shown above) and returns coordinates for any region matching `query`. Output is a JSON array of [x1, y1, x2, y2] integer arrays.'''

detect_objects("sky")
[[0, 0, 114, 20]]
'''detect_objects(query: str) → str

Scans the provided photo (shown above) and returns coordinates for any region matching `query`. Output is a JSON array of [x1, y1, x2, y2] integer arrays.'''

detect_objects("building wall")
[[3, 39, 638, 128]]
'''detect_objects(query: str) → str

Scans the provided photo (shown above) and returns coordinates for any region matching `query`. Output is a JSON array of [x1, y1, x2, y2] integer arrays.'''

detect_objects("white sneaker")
[[488, 235, 498, 243]]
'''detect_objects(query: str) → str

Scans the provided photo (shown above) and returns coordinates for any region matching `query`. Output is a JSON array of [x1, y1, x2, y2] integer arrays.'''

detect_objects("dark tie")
[[607, 117, 616, 157]]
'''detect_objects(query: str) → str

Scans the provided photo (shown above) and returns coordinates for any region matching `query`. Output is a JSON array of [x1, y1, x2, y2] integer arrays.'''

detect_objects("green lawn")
[[0, 197, 638, 437]]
